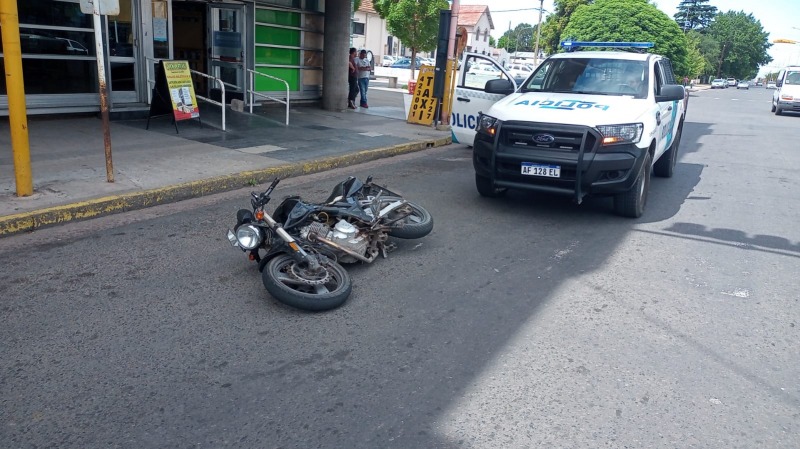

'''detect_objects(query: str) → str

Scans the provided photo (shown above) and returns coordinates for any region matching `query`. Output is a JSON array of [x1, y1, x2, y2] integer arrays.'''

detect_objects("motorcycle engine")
[[301, 220, 369, 263]]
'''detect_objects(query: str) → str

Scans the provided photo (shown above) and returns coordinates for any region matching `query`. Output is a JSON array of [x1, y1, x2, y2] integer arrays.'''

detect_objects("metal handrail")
[[145, 57, 227, 131], [247, 69, 290, 125]]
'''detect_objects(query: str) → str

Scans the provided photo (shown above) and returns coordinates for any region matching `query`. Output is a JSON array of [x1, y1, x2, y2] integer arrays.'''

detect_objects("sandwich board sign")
[[146, 60, 201, 133], [80, 0, 120, 15], [407, 65, 438, 125]]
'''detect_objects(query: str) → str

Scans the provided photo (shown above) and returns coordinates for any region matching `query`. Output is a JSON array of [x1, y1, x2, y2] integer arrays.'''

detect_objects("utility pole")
[[0, 0, 33, 196], [533, 0, 544, 66]]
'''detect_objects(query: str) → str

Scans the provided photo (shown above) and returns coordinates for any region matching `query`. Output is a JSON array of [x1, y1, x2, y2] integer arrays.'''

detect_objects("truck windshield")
[[785, 71, 800, 85], [522, 57, 649, 99]]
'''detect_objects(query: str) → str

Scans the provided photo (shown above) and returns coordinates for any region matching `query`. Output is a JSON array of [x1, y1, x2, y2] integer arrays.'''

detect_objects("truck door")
[[451, 53, 517, 145], [653, 61, 679, 161]]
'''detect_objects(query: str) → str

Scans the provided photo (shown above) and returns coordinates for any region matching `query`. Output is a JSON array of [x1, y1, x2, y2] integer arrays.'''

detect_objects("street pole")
[[91, 1, 115, 183], [533, 0, 544, 66], [0, 0, 33, 196]]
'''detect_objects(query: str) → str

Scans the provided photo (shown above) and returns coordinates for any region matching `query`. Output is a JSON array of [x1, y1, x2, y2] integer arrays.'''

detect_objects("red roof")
[[358, 0, 377, 14], [457, 5, 493, 30]]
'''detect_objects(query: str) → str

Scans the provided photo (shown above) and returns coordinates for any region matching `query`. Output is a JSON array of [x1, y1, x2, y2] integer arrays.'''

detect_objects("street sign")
[[80, 0, 120, 15]]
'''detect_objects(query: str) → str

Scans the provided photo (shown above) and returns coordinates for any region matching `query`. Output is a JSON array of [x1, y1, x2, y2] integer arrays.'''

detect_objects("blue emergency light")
[[560, 41, 654, 52]]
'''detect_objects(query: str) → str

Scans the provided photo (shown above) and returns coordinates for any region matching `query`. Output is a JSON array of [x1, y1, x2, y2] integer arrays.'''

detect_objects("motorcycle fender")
[[378, 200, 406, 218], [257, 247, 285, 272]]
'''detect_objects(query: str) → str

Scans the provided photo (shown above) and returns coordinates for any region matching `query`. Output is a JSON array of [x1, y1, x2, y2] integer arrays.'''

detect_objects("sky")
[[460, 0, 800, 73]]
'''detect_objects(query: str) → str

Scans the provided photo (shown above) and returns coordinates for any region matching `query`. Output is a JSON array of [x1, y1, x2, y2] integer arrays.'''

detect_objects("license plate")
[[521, 162, 560, 178]]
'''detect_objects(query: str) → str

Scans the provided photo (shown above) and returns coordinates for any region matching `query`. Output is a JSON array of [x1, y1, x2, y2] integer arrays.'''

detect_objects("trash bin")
[[407, 80, 417, 95]]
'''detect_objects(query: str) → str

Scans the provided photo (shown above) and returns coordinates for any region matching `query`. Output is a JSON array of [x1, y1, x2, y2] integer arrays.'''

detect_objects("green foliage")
[[706, 10, 772, 79], [682, 31, 707, 78], [673, 0, 717, 31], [539, 0, 593, 56], [373, 0, 450, 77], [562, 0, 689, 75], [498, 23, 536, 53], [489, 36, 496, 47]]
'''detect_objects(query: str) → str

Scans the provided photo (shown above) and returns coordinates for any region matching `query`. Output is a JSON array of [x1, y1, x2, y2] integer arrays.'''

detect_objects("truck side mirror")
[[485, 79, 515, 95], [656, 84, 685, 102]]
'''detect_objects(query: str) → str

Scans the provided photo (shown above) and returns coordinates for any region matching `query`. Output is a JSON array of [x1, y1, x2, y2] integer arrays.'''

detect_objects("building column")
[[322, 0, 351, 111]]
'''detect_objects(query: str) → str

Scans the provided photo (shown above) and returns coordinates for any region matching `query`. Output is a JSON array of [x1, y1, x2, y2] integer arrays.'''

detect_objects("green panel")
[[255, 67, 299, 91], [255, 47, 300, 66], [255, 25, 300, 47], [255, 9, 300, 27]]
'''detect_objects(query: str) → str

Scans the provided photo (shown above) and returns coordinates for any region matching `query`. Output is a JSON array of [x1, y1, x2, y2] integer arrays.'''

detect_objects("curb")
[[0, 136, 451, 237]]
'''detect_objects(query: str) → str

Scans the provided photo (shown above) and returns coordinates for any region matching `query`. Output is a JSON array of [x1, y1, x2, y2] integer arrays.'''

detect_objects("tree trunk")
[[410, 48, 417, 81], [715, 42, 728, 78]]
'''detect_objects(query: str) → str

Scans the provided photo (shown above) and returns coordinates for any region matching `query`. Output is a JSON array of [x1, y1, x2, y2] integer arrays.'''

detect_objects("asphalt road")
[[1, 86, 798, 448]]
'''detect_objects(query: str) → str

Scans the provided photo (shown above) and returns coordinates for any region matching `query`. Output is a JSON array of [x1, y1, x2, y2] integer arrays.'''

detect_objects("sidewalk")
[[0, 93, 450, 237]]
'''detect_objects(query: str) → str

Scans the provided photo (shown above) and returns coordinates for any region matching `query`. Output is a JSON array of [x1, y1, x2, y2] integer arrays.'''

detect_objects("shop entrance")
[[171, 1, 246, 102]]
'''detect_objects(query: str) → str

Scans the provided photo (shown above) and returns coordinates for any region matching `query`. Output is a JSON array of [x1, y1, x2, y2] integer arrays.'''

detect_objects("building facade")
[[458, 5, 493, 56], [0, 0, 352, 116], [351, 0, 400, 60]]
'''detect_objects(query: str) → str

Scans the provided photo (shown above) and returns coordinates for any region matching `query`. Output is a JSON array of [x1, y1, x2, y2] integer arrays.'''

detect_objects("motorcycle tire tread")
[[387, 202, 434, 239], [262, 254, 352, 311]]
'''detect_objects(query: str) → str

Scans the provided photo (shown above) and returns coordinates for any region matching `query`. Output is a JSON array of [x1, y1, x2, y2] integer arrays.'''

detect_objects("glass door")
[[208, 3, 246, 98], [105, 0, 139, 103]]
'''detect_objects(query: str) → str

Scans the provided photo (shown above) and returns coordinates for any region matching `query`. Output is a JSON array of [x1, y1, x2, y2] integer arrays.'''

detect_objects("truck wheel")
[[475, 174, 507, 198], [614, 152, 651, 218], [775, 105, 782, 116], [654, 125, 681, 178]]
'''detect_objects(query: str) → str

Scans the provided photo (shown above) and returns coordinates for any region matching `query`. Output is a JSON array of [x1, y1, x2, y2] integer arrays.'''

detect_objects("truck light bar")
[[561, 41, 655, 52]]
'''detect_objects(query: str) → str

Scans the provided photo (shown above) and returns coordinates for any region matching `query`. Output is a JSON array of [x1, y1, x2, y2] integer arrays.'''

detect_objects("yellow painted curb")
[[0, 136, 451, 237]]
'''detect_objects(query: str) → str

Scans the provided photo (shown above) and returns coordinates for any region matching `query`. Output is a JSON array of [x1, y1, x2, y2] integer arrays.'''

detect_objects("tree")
[[706, 10, 772, 79], [539, 0, 593, 56], [683, 30, 708, 79], [373, 0, 450, 79], [498, 23, 535, 53], [489, 36, 496, 47], [561, 0, 690, 75], [673, 0, 717, 32]]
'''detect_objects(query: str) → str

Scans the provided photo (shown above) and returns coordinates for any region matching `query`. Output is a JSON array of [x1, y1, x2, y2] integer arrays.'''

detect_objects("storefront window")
[[0, 0, 97, 96], [152, 0, 169, 59]]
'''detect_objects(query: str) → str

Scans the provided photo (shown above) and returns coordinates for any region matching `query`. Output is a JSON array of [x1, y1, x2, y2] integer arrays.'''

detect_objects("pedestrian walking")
[[348, 47, 358, 109], [356, 49, 371, 108]]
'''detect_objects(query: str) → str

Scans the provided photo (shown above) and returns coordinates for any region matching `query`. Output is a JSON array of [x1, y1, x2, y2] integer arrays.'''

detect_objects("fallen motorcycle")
[[227, 176, 433, 311]]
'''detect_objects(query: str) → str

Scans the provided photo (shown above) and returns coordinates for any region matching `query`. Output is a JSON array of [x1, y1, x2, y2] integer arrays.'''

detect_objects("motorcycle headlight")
[[235, 224, 263, 250], [596, 123, 643, 146], [477, 113, 500, 137]]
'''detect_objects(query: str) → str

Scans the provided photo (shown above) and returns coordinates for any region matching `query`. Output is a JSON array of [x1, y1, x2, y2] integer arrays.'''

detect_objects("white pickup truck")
[[451, 42, 687, 218]]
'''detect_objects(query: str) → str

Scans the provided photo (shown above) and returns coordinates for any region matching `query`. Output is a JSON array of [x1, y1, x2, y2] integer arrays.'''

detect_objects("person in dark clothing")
[[348, 47, 358, 109]]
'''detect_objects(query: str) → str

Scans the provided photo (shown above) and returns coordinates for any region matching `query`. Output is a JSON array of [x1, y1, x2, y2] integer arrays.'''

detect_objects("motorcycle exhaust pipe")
[[307, 233, 375, 264]]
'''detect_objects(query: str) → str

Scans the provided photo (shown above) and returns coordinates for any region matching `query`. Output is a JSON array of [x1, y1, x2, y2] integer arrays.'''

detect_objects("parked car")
[[726, 77, 737, 87], [710, 78, 726, 89], [737, 81, 749, 90], [507, 63, 534, 80], [390, 58, 422, 69], [381, 55, 396, 67], [771, 66, 800, 115], [766, 81, 777, 89], [467, 63, 502, 77]]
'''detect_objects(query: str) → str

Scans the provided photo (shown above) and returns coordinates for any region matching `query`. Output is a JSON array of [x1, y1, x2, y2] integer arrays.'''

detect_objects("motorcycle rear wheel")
[[386, 202, 434, 239], [262, 254, 352, 311]]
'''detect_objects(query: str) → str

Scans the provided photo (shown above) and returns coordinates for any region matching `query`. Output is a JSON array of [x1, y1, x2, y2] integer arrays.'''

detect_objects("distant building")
[[458, 5, 494, 56], [352, 0, 402, 60]]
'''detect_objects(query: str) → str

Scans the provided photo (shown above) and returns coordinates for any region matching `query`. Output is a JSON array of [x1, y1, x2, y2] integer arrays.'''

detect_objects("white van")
[[771, 66, 800, 116]]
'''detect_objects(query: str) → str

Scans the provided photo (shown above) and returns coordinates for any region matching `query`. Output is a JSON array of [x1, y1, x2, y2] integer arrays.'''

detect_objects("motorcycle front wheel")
[[262, 254, 352, 311], [386, 202, 434, 239]]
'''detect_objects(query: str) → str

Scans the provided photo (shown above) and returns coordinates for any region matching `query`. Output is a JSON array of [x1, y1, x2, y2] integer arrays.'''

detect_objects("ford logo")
[[533, 133, 556, 144]]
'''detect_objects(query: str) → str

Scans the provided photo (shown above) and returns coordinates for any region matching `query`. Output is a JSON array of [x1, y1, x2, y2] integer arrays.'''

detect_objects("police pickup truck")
[[451, 42, 686, 218]]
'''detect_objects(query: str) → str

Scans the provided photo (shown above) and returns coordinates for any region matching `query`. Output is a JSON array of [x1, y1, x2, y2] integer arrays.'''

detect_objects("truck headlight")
[[236, 224, 263, 250], [477, 114, 500, 137], [596, 123, 643, 146]]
